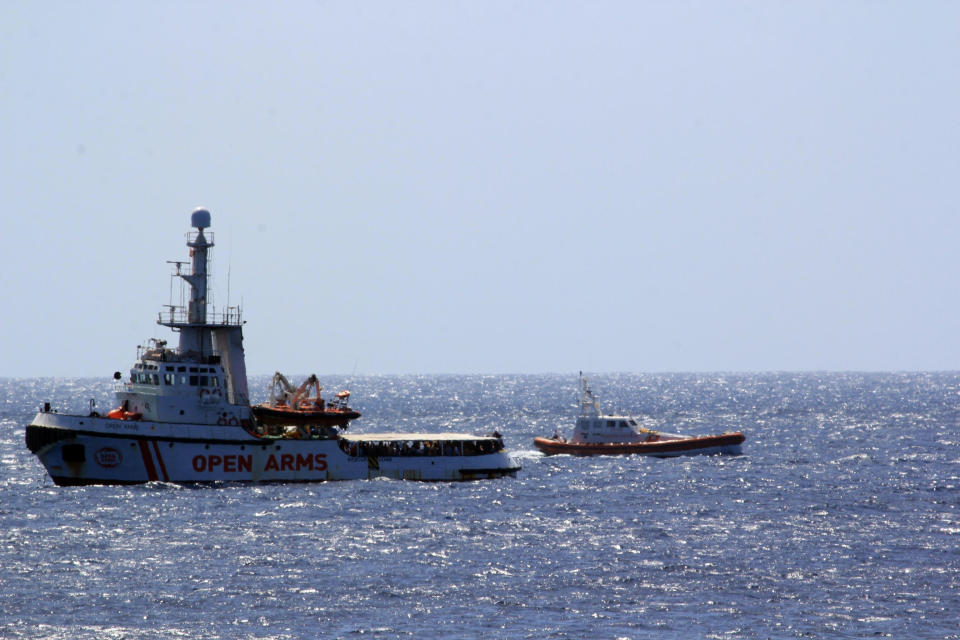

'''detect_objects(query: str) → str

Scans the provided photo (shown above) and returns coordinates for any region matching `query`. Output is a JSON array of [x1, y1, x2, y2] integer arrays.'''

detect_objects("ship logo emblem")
[[94, 447, 122, 468]]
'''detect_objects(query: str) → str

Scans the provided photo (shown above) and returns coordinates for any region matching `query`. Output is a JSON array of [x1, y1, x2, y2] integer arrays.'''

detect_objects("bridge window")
[[163, 373, 174, 385]]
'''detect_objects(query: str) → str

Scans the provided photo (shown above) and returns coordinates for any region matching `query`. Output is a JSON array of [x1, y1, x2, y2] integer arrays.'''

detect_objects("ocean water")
[[1, 372, 958, 639]]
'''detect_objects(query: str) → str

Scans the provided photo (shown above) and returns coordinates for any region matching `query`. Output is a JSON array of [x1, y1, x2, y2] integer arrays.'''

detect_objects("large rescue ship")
[[533, 376, 745, 457], [25, 209, 520, 484]]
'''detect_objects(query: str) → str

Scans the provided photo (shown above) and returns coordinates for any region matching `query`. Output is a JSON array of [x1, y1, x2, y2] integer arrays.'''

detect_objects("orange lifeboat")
[[106, 407, 143, 421], [252, 372, 360, 428]]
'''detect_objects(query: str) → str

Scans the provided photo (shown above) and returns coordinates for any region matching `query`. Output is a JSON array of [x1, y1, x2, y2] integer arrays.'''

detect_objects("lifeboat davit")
[[252, 374, 360, 428]]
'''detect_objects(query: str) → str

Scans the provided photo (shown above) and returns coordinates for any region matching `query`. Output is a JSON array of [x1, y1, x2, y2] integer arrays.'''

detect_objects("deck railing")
[[158, 305, 243, 326]]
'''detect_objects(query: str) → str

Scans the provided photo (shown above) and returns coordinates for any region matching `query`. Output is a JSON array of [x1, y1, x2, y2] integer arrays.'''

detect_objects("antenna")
[[166, 261, 188, 319], [227, 223, 232, 311]]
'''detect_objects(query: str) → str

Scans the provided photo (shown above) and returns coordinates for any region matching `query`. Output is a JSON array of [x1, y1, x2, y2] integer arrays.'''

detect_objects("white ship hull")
[[27, 413, 520, 485]]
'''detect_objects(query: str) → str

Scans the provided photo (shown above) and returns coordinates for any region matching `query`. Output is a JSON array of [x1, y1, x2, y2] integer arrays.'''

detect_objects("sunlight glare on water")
[[2, 373, 959, 639]]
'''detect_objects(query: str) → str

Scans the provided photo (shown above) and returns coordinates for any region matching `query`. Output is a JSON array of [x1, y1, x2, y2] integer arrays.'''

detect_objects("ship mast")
[[579, 373, 602, 418], [158, 207, 217, 357], [183, 208, 212, 324], [155, 208, 250, 405]]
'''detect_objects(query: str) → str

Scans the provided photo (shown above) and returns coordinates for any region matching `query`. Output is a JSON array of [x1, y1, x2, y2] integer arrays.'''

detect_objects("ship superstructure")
[[112, 208, 252, 428]]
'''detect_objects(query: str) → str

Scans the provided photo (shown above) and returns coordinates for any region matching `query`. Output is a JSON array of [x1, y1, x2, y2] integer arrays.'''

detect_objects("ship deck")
[[341, 432, 500, 442]]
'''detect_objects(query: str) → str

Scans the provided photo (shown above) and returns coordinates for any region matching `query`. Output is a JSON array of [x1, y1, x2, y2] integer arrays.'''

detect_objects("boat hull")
[[26, 414, 520, 485], [532, 432, 745, 457], [251, 404, 360, 428]]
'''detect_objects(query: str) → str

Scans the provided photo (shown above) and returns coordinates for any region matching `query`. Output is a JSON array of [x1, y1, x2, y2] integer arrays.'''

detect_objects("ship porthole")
[[205, 444, 210, 450]]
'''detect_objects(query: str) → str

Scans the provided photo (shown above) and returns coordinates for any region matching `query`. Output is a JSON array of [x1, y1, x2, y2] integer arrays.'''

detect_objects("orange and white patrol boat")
[[25, 209, 520, 485], [533, 376, 745, 457]]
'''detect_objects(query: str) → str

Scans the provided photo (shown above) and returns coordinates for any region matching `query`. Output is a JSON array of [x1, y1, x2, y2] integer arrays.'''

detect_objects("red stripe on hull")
[[533, 432, 745, 457], [138, 440, 159, 480], [151, 441, 170, 481]]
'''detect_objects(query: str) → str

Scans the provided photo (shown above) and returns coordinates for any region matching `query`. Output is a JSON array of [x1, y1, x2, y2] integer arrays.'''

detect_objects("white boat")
[[533, 376, 745, 457], [25, 209, 520, 484]]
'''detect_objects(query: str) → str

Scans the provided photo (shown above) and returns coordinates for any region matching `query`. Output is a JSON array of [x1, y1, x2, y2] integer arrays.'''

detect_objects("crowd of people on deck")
[[338, 434, 504, 458]]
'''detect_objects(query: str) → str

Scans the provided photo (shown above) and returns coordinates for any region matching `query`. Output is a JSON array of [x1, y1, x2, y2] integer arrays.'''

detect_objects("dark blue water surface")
[[2, 373, 958, 639]]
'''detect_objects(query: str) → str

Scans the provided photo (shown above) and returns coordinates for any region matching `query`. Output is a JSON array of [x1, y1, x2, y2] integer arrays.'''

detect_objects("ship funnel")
[[191, 207, 211, 230]]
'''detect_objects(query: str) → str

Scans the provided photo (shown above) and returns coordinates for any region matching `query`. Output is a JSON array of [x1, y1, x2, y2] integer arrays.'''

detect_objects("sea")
[[1, 372, 958, 639]]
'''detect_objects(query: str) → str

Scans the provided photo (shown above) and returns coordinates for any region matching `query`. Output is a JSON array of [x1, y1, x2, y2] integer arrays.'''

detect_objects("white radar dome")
[[191, 208, 212, 229]]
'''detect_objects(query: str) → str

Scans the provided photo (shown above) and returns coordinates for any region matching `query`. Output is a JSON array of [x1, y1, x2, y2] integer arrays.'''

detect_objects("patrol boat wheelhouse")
[[26, 209, 520, 484], [533, 376, 745, 457]]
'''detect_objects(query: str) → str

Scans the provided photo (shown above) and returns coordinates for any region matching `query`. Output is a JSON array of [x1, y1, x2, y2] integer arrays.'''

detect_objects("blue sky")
[[2, 2, 959, 377]]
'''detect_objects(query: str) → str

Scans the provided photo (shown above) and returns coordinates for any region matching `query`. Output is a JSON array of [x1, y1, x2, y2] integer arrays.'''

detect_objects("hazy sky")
[[2, 2, 959, 377]]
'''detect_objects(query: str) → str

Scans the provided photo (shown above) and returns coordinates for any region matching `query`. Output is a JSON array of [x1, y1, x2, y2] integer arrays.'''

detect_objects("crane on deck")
[[266, 372, 353, 412]]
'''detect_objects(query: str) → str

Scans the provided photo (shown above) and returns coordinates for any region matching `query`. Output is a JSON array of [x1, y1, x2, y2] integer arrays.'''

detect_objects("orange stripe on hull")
[[533, 432, 745, 457]]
